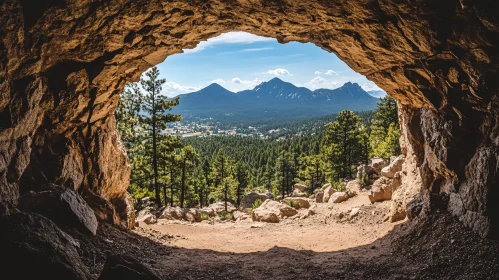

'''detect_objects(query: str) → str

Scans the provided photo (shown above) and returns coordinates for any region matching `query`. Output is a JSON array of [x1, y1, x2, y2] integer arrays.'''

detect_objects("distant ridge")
[[172, 78, 380, 121]]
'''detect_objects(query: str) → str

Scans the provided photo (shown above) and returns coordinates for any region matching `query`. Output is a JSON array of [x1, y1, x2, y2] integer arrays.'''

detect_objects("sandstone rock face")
[[18, 186, 98, 235], [0, 212, 91, 280], [240, 192, 274, 209], [0, 0, 497, 237]]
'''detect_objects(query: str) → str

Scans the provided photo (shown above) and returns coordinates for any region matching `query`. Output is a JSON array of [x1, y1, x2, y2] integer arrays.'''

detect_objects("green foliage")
[[332, 181, 346, 192], [321, 110, 367, 180], [252, 199, 263, 209], [369, 96, 400, 158], [218, 211, 234, 221], [199, 212, 210, 221]]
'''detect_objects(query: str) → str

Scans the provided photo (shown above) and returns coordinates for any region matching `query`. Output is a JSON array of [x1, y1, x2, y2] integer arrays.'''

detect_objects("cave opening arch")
[[0, 0, 497, 237]]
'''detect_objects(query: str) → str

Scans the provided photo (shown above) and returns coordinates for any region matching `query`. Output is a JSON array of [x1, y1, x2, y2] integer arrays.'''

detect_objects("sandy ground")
[[77, 185, 499, 280], [143, 189, 397, 254]]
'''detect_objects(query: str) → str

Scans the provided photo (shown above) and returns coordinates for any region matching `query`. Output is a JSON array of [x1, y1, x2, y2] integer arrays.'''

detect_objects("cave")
[[0, 0, 498, 278]]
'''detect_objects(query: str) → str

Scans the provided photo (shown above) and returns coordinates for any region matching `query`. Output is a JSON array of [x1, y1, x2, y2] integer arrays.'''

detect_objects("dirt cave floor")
[[76, 191, 499, 280]]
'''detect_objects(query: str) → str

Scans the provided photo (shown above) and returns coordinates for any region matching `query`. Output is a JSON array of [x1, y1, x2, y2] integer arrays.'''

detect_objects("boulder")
[[322, 185, 336, 202], [315, 190, 324, 203], [371, 158, 390, 174], [184, 208, 201, 223], [82, 189, 118, 225], [321, 183, 331, 190], [293, 183, 308, 192], [329, 192, 349, 203], [136, 208, 157, 225], [240, 192, 274, 209], [368, 173, 402, 203], [98, 255, 161, 280], [18, 185, 98, 235], [0, 212, 91, 280], [406, 196, 424, 221], [381, 155, 405, 178], [252, 199, 298, 223], [158, 207, 201, 222], [199, 207, 215, 217], [290, 190, 308, 198], [282, 197, 311, 209], [208, 202, 237, 213]]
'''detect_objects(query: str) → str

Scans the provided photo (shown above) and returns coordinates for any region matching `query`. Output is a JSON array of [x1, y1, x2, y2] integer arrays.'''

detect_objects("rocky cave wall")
[[0, 0, 497, 236]]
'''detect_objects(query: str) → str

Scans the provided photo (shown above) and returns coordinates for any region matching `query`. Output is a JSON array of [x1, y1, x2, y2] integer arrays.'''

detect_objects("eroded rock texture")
[[0, 1, 497, 236]]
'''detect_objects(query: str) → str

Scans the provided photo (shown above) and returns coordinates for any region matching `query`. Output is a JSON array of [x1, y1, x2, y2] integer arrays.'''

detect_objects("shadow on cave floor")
[[73, 213, 499, 280]]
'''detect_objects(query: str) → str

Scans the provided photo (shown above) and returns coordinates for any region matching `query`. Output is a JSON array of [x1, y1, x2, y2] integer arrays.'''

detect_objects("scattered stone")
[[98, 254, 161, 280], [329, 192, 349, 203], [18, 185, 98, 235], [368, 176, 401, 203], [199, 207, 215, 217], [350, 207, 361, 218]]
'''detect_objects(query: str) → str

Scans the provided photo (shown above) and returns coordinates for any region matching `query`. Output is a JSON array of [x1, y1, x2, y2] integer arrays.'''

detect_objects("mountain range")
[[171, 78, 381, 122]]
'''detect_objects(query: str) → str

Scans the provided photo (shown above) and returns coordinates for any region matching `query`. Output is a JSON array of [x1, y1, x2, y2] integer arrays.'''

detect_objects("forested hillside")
[[117, 67, 400, 209]]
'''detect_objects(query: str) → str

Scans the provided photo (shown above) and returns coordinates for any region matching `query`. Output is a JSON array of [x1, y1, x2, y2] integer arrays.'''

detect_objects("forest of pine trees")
[[117, 67, 400, 209]]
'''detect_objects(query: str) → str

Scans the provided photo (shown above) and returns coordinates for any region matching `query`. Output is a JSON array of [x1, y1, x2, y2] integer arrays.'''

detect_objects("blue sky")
[[156, 32, 384, 97]]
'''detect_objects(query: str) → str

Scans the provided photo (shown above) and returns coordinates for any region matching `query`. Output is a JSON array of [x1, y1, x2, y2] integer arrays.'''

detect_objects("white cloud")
[[306, 77, 326, 85], [161, 82, 201, 97], [325, 70, 339, 76], [183, 32, 274, 54], [303, 77, 345, 90], [266, 68, 292, 76], [361, 82, 384, 92], [209, 78, 226, 84], [231, 77, 262, 86], [314, 71, 322, 75]]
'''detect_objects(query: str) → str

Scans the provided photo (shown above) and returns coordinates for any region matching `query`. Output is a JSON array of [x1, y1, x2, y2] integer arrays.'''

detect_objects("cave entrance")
[[1, 0, 496, 244]]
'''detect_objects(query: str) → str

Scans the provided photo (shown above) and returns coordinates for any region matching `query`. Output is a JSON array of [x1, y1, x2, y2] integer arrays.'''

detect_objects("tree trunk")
[[170, 169, 174, 207], [180, 159, 186, 208], [152, 86, 161, 207]]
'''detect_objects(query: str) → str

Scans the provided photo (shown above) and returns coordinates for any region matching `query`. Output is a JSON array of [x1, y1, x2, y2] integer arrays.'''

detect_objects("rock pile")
[[252, 199, 298, 223]]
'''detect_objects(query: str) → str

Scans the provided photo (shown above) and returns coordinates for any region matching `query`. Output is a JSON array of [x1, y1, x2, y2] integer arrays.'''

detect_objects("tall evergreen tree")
[[140, 67, 181, 207], [177, 145, 199, 208]]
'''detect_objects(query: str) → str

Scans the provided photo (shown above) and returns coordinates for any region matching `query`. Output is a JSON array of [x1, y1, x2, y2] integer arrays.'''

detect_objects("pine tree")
[[140, 67, 181, 207], [321, 110, 362, 179], [210, 149, 234, 211], [177, 145, 199, 208], [369, 95, 400, 158], [234, 162, 249, 206]]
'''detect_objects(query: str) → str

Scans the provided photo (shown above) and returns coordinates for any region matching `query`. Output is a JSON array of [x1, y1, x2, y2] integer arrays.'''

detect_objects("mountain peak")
[[268, 77, 285, 83]]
